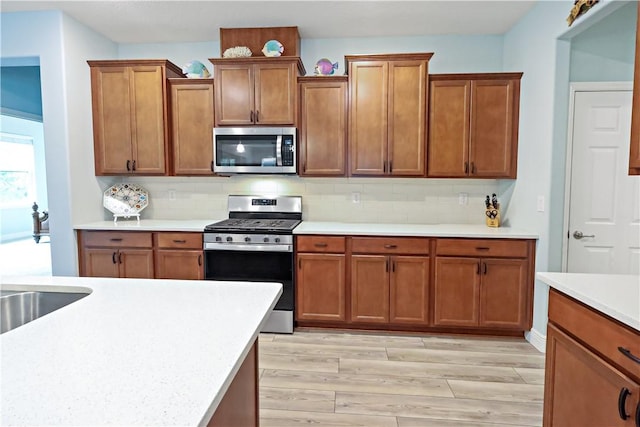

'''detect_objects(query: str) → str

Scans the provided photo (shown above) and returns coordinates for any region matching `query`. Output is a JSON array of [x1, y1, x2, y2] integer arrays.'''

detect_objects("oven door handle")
[[204, 243, 293, 252]]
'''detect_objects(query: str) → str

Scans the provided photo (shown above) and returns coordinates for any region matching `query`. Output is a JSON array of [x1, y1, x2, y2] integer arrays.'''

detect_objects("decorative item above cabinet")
[[428, 72, 522, 179], [88, 59, 184, 176]]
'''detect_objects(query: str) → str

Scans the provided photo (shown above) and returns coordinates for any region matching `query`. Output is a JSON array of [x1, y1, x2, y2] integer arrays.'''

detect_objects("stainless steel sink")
[[1, 291, 89, 334]]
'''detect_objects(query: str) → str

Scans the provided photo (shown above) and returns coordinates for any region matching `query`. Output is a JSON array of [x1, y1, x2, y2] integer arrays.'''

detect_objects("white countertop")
[[537, 272, 640, 331], [0, 276, 282, 426], [75, 219, 218, 232], [294, 222, 539, 239]]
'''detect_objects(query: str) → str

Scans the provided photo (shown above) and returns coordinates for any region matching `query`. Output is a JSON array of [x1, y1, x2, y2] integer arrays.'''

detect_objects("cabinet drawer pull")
[[384, 244, 397, 249], [618, 347, 640, 364], [314, 243, 328, 248], [618, 387, 631, 420], [110, 238, 123, 242], [173, 239, 187, 244], [476, 247, 490, 251], [112, 252, 117, 264], [198, 254, 202, 266]]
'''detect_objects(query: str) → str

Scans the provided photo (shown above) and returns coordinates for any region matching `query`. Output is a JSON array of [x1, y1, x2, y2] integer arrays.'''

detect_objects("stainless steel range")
[[203, 195, 302, 333]]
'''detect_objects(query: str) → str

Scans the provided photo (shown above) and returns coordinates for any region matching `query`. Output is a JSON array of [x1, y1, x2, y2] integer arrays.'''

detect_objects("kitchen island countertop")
[[537, 272, 640, 331], [0, 275, 281, 426], [294, 221, 538, 239]]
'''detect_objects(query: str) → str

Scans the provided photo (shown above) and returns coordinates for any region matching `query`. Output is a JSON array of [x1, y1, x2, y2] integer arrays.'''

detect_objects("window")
[[0, 133, 35, 208]]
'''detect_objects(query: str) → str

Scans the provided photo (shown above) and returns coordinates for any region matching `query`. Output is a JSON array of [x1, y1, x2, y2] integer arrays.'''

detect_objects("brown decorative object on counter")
[[567, 0, 599, 26]]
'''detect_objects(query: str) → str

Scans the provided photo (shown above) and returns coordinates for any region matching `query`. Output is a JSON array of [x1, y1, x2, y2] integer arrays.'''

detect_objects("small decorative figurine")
[[222, 46, 252, 58], [314, 58, 339, 76], [262, 40, 284, 57], [182, 60, 211, 78]]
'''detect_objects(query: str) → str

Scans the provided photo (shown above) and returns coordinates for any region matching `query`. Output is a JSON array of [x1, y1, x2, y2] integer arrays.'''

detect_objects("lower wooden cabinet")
[[433, 239, 533, 331], [544, 290, 640, 426], [78, 230, 203, 280], [295, 236, 346, 322]]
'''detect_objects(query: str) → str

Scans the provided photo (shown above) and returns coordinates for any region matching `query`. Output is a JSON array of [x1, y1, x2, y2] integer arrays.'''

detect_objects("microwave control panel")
[[282, 135, 295, 166]]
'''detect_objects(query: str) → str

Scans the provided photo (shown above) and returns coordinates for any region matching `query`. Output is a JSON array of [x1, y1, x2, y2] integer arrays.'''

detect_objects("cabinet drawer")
[[80, 231, 152, 248], [155, 232, 202, 249], [351, 237, 429, 255], [436, 238, 528, 258], [549, 289, 640, 381], [297, 236, 345, 253]]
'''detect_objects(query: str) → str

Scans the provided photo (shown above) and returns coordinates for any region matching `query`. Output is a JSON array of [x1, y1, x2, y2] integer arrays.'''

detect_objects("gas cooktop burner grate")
[[204, 218, 301, 233]]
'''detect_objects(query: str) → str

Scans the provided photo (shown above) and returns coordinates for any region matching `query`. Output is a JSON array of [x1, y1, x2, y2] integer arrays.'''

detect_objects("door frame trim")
[[562, 82, 633, 271]]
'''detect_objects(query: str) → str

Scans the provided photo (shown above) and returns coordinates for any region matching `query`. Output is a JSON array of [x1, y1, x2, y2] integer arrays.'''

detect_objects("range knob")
[[226, 236, 233, 242], [215, 236, 222, 242], [244, 236, 251, 242], [274, 237, 281, 243], [263, 237, 269, 243]]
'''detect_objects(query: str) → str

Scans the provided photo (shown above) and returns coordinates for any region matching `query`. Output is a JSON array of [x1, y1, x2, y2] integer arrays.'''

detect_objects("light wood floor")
[[258, 330, 545, 427]]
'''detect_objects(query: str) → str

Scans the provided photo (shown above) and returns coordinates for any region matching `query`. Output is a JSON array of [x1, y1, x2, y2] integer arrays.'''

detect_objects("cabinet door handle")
[[250, 111, 254, 122], [618, 347, 640, 364], [198, 254, 202, 266], [386, 259, 389, 272], [132, 160, 136, 171], [471, 162, 476, 174], [392, 260, 395, 273], [476, 262, 480, 275], [464, 162, 468, 174], [314, 243, 328, 248], [618, 387, 631, 420], [298, 258, 302, 269], [173, 239, 187, 244], [383, 161, 387, 173], [256, 110, 259, 122], [126, 160, 131, 171], [110, 238, 123, 242], [210, 161, 214, 172], [384, 244, 397, 249], [483, 262, 487, 275], [303, 162, 306, 173], [112, 252, 117, 264], [389, 161, 393, 173], [118, 252, 122, 264]]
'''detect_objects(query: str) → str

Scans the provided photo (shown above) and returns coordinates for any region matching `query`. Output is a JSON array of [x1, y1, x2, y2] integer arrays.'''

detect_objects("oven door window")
[[204, 250, 293, 311], [215, 135, 278, 167]]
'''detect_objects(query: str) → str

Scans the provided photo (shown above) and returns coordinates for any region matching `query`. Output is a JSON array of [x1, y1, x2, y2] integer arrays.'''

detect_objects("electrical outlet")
[[458, 192, 468, 205], [351, 192, 361, 204], [537, 195, 545, 212], [168, 190, 176, 201]]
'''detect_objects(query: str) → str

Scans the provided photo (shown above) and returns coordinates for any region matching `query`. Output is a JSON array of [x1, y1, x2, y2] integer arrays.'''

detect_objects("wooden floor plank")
[[260, 408, 399, 427], [387, 347, 545, 368], [398, 417, 532, 427], [260, 340, 389, 360], [514, 367, 546, 385], [447, 379, 544, 403], [261, 369, 454, 397], [339, 358, 525, 383], [274, 330, 425, 348], [422, 336, 541, 354], [335, 391, 543, 426], [259, 387, 336, 413], [259, 352, 340, 373]]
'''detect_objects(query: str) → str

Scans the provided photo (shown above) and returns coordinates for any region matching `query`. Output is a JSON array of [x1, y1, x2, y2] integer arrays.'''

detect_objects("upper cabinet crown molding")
[[428, 72, 522, 179]]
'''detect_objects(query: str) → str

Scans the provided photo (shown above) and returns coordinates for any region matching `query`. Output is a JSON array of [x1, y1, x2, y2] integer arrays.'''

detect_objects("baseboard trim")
[[525, 328, 546, 353]]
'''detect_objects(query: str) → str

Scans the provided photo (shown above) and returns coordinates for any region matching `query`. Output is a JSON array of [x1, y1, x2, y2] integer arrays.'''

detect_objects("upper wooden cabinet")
[[298, 76, 348, 176], [428, 73, 522, 178], [88, 60, 183, 175], [346, 53, 432, 177], [630, 2, 640, 175], [209, 57, 305, 126], [168, 78, 215, 175]]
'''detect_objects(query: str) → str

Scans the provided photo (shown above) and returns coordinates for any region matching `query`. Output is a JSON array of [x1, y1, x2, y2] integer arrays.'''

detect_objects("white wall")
[[1, 11, 117, 275]]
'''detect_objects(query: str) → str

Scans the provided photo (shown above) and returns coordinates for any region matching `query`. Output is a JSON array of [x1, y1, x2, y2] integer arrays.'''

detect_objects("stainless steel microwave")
[[213, 127, 296, 174]]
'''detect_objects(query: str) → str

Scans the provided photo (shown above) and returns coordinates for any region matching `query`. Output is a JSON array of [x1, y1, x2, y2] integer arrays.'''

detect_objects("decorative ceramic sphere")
[[182, 60, 211, 78]]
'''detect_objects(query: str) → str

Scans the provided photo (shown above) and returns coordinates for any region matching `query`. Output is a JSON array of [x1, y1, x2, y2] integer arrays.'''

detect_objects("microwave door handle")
[[276, 135, 283, 166]]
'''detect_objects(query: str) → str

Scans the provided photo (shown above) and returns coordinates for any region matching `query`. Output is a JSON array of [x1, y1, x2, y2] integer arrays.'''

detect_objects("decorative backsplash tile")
[[100, 176, 502, 224]]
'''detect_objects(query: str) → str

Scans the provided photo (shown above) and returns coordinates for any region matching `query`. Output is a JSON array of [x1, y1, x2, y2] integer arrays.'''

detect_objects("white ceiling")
[[0, 1, 537, 44]]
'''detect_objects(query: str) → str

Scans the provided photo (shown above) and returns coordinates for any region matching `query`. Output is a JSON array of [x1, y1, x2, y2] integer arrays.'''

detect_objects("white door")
[[567, 89, 640, 274]]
